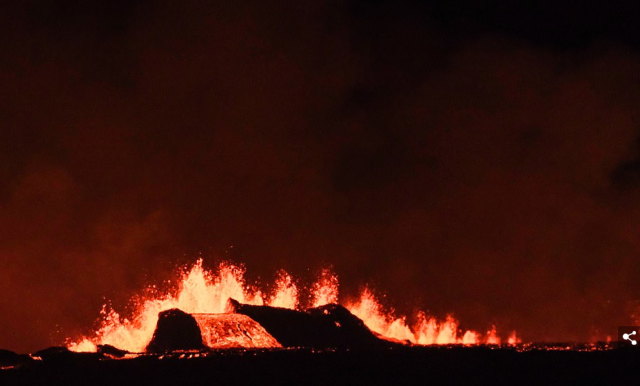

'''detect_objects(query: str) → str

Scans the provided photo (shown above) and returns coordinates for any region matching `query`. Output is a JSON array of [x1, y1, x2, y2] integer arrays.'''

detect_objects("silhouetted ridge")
[[98, 344, 129, 358], [31, 346, 102, 365], [146, 308, 205, 353], [227, 299, 395, 349], [0, 349, 18, 367]]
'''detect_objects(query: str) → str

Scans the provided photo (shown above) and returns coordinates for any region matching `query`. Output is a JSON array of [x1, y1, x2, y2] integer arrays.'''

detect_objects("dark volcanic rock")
[[31, 346, 102, 365], [32, 346, 73, 361], [97, 344, 129, 358], [3, 346, 639, 386], [0, 349, 18, 367], [307, 304, 393, 347], [227, 299, 394, 349], [146, 308, 205, 353]]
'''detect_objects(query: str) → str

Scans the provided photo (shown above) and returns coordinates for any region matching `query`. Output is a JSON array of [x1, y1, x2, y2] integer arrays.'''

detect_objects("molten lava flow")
[[311, 269, 339, 307], [485, 326, 500, 344], [346, 288, 414, 342], [346, 288, 481, 345], [193, 313, 282, 348], [267, 270, 298, 309], [68, 259, 511, 352], [68, 260, 264, 353], [507, 331, 520, 345]]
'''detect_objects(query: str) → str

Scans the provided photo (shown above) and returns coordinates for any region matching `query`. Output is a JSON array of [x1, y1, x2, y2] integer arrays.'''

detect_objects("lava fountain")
[[68, 259, 509, 352]]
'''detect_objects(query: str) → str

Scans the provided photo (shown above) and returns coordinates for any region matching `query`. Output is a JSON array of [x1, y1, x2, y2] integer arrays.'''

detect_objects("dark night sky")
[[3, 0, 640, 352]]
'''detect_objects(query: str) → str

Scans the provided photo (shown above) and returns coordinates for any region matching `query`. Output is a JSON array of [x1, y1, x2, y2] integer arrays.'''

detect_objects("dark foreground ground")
[[1, 345, 637, 386]]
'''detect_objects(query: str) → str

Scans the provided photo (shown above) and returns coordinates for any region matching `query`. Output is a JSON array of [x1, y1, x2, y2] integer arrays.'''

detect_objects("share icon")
[[623, 331, 637, 345]]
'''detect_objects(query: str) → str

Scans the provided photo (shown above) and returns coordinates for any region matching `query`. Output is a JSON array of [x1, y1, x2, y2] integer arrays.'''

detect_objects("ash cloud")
[[1, 0, 640, 351]]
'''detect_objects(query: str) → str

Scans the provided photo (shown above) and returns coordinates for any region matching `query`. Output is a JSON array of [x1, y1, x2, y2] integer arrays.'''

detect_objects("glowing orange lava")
[[346, 288, 484, 345], [68, 259, 510, 352], [268, 270, 298, 309], [311, 268, 339, 308]]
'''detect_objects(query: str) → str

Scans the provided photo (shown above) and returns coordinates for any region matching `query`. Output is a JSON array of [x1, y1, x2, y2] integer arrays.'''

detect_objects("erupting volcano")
[[67, 259, 510, 353], [6, 2, 640, 383]]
